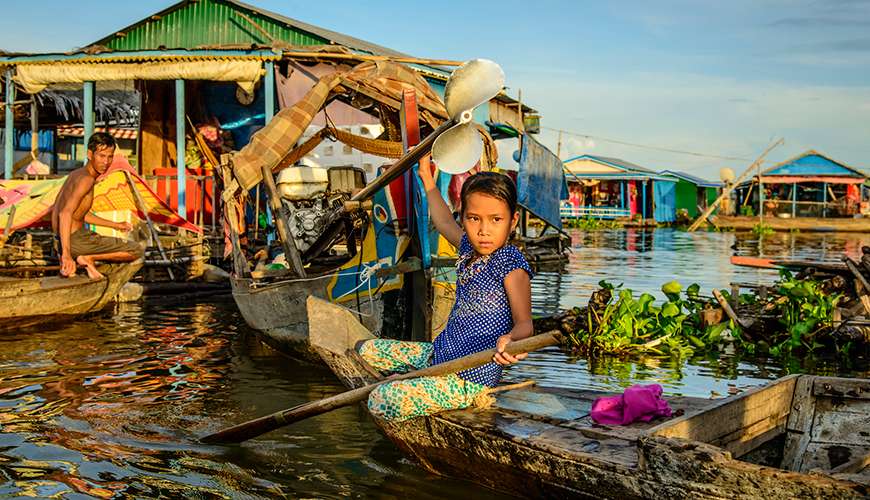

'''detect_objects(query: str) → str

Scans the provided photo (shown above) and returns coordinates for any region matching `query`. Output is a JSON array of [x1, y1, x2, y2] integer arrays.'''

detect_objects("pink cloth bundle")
[[590, 384, 672, 425]]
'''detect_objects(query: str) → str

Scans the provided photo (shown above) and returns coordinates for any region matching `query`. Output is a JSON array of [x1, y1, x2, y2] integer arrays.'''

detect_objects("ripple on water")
[[1, 229, 868, 497]]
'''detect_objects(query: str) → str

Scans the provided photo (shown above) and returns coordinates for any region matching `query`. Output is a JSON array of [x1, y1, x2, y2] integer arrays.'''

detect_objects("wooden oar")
[[200, 331, 562, 444]]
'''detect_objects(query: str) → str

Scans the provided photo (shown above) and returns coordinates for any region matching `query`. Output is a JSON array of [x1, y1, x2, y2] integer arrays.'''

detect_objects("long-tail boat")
[[307, 297, 870, 499], [0, 260, 143, 329]]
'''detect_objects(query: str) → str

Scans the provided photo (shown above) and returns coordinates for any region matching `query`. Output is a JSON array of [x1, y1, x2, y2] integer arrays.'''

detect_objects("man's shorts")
[[57, 228, 143, 259]]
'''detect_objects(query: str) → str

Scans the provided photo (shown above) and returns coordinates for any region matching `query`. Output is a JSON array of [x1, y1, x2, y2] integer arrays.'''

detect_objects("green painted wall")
[[103, 0, 327, 51], [673, 179, 699, 217], [705, 187, 718, 212]]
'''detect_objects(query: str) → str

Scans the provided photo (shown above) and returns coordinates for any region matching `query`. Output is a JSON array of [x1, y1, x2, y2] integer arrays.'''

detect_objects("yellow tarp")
[[14, 60, 264, 94], [0, 161, 199, 235]]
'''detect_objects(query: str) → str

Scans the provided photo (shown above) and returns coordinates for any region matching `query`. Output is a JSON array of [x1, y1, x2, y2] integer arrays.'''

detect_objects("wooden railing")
[[560, 205, 631, 220], [146, 168, 219, 231]]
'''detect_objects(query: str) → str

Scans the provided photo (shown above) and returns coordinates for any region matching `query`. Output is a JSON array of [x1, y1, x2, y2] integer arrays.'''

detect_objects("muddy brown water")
[[1, 229, 868, 498]]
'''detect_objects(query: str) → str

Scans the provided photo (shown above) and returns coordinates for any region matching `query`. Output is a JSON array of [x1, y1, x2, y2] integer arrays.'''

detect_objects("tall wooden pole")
[[175, 79, 186, 219], [687, 139, 783, 232], [83, 81, 95, 148], [5, 70, 16, 179]]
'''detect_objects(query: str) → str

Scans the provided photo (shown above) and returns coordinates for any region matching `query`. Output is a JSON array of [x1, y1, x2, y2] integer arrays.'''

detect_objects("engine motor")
[[276, 166, 348, 254]]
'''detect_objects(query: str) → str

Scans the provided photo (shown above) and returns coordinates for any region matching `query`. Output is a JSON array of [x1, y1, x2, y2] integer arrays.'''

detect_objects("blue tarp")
[[653, 180, 676, 223], [517, 134, 568, 230], [13, 129, 54, 152]]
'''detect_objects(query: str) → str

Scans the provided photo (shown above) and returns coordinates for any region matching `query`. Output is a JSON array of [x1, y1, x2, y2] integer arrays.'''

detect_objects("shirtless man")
[[52, 132, 143, 279]]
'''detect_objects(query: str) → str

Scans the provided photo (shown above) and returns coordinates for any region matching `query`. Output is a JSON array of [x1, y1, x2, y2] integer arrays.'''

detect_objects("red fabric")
[[590, 384, 672, 425]]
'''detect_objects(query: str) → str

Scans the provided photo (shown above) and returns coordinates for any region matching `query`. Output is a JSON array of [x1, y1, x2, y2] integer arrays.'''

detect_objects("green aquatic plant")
[[566, 217, 621, 230], [767, 270, 841, 358], [565, 272, 845, 365], [752, 222, 774, 236], [566, 280, 724, 360]]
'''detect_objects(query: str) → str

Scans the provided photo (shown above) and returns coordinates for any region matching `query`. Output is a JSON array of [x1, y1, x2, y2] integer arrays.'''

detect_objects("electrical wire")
[[542, 126, 760, 163]]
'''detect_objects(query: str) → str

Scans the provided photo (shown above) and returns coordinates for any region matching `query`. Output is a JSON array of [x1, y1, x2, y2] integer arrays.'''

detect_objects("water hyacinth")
[[564, 271, 849, 363]]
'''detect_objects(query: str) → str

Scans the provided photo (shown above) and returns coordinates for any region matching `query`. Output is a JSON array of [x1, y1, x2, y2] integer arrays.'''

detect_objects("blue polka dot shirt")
[[431, 234, 533, 387]]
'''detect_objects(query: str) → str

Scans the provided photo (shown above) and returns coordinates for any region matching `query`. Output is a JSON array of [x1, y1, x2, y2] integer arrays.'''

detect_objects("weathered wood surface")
[[230, 274, 383, 362], [0, 260, 142, 329], [782, 376, 816, 471], [310, 299, 870, 498], [648, 375, 797, 456]]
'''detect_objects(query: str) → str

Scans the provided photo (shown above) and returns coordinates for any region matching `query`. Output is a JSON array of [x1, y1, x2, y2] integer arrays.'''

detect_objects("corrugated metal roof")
[[93, 0, 328, 51], [563, 154, 656, 174], [762, 150, 866, 178], [0, 48, 279, 65], [88, 0, 452, 79], [659, 170, 722, 188]]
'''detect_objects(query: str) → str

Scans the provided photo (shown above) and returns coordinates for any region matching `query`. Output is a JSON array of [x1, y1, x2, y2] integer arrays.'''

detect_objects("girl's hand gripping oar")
[[200, 331, 562, 444]]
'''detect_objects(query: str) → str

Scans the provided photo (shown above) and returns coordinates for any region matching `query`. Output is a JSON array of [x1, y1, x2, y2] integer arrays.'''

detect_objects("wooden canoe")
[[231, 272, 382, 362], [307, 297, 870, 499], [0, 259, 143, 330]]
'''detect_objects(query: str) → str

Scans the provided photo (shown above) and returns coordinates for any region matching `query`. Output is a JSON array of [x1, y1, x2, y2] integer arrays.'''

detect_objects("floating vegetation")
[[557, 271, 865, 363], [752, 222, 774, 236], [565, 217, 622, 230]]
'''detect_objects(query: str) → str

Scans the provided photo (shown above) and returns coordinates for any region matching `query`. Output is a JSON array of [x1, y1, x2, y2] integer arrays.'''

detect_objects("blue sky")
[[2, 0, 869, 179]]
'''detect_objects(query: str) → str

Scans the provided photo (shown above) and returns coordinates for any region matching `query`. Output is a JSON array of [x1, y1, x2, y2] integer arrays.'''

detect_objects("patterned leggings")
[[358, 339, 487, 422]]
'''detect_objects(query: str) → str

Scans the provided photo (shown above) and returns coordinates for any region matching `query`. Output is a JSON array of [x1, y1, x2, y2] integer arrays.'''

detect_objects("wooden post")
[[792, 182, 797, 218], [4, 70, 15, 179], [264, 64, 276, 246], [822, 182, 827, 218], [261, 163, 306, 278], [687, 139, 783, 232], [556, 129, 562, 158], [83, 81, 95, 148], [642, 180, 648, 221], [175, 79, 186, 219]]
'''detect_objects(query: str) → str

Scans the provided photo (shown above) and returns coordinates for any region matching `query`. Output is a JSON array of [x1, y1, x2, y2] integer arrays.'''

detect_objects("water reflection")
[[0, 299, 506, 498], [1, 228, 868, 497]]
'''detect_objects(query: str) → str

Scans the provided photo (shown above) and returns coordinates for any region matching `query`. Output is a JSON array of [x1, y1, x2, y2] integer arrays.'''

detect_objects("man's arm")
[[417, 155, 462, 248], [84, 213, 132, 231]]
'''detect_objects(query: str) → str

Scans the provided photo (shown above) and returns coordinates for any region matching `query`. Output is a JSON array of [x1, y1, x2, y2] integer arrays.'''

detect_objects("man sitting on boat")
[[52, 132, 143, 280]]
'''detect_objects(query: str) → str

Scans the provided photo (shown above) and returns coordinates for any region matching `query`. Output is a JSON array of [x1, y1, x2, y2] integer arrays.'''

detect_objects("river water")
[[1, 229, 868, 498]]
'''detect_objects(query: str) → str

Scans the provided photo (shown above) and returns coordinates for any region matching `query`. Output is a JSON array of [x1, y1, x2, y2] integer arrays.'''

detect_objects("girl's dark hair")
[[460, 171, 518, 215]]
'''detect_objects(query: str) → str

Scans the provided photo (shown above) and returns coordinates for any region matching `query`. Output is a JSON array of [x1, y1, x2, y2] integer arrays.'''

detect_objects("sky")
[[2, 0, 869, 180]]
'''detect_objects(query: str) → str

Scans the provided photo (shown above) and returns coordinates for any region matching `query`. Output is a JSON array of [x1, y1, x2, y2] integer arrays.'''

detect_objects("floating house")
[[1, 0, 534, 227], [659, 170, 722, 218], [561, 154, 676, 222], [734, 150, 868, 218]]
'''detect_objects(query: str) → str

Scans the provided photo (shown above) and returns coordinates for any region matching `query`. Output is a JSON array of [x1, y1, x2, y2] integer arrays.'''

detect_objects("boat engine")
[[276, 166, 348, 254]]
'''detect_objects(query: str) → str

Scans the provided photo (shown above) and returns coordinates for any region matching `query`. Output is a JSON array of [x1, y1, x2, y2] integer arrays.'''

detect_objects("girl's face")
[[461, 192, 518, 256]]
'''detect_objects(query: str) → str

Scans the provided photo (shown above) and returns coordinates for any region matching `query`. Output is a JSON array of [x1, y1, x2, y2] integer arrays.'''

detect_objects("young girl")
[[358, 156, 534, 422]]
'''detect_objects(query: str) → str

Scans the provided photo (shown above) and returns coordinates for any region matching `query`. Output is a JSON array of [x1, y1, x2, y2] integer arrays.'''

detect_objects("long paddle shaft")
[[201, 331, 562, 444]]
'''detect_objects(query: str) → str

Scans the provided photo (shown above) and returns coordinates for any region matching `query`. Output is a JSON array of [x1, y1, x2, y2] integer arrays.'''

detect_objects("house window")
[[363, 163, 373, 174], [343, 144, 353, 155], [324, 145, 334, 156]]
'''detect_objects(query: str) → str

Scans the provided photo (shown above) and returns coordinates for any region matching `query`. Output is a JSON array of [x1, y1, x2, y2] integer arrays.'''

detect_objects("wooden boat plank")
[[647, 375, 797, 449], [810, 398, 870, 446], [813, 376, 870, 400], [494, 388, 592, 421], [783, 376, 816, 471], [801, 442, 870, 473]]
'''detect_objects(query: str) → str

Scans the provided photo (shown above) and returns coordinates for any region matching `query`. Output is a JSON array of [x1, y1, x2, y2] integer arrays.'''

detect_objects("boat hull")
[[232, 275, 383, 361], [306, 297, 870, 499], [0, 260, 143, 330]]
